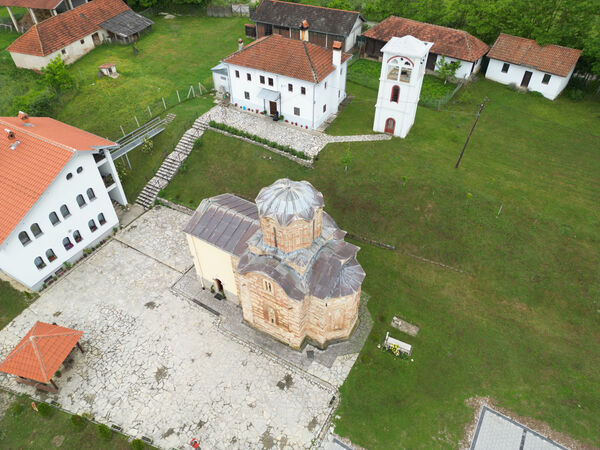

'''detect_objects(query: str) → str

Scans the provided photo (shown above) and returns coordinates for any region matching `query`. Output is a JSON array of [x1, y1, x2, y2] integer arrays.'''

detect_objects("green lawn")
[[0, 394, 139, 449], [0, 280, 31, 330], [163, 79, 600, 448]]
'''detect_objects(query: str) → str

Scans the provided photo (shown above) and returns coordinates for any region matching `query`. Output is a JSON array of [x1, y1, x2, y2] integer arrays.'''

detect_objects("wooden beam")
[[6, 7, 19, 32], [28, 8, 38, 24]]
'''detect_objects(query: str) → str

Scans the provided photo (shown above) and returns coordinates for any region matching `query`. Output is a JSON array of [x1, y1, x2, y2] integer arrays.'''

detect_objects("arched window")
[[34, 257, 46, 270], [30, 223, 43, 237], [387, 57, 413, 83], [49, 212, 60, 225], [19, 231, 31, 246], [98, 213, 106, 225], [88, 219, 97, 232], [73, 230, 82, 243], [76, 194, 86, 208], [60, 204, 71, 218], [76, 166, 83, 174], [384, 118, 396, 134], [86, 188, 96, 201], [390, 85, 400, 103], [62, 237, 73, 251], [66, 172, 73, 180], [46, 248, 57, 262]]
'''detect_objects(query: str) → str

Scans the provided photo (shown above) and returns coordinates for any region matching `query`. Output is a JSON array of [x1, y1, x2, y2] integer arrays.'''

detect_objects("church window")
[[268, 307, 276, 324], [390, 85, 400, 103], [273, 227, 278, 248], [263, 279, 273, 293]]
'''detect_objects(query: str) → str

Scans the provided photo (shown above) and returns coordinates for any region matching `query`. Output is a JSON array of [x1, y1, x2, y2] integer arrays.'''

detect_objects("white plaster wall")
[[374, 51, 428, 138], [212, 72, 229, 93], [345, 17, 363, 52], [226, 59, 348, 129], [434, 54, 474, 79], [0, 152, 118, 290], [9, 30, 107, 70], [485, 58, 571, 100], [186, 235, 238, 297]]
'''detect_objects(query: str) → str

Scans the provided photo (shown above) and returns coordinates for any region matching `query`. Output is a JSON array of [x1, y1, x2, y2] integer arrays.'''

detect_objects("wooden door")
[[521, 71, 532, 88], [384, 118, 395, 134], [426, 53, 437, 71], [269, 101, 277, 115], [92, 33, 100, 46]]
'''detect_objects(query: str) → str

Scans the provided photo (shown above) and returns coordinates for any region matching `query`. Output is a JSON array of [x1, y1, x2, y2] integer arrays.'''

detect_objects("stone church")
[[184, 179, 365, 349]]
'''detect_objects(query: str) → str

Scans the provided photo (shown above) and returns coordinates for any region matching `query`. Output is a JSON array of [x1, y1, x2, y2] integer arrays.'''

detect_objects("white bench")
[[383, 332, 412, 355]]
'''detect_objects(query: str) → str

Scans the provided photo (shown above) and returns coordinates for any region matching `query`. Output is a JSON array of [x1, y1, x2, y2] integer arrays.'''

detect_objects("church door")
[[384, 118, 395, 134]]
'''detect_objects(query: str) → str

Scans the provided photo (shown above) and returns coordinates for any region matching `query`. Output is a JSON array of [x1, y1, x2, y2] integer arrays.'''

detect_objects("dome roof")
[[255, 179, 324, 226]]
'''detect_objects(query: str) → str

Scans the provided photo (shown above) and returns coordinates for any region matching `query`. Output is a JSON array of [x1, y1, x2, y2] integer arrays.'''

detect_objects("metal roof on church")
[[255, 178, 324, 226]]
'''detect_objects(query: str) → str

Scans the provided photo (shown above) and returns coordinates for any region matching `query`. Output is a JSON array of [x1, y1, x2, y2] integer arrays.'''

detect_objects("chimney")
[[5, 128, 15, 141], [238, 38, 244, 51], [332, 40, 342, 66], [18, 111, 29, 121], [300, 20, 309, 41]]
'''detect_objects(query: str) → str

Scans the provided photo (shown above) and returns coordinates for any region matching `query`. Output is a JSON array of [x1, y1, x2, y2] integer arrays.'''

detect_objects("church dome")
[[256, 179, 324, 226]]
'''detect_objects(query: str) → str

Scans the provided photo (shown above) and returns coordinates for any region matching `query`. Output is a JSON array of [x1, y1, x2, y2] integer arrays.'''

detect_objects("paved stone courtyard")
[[0, 207, 365, 449]]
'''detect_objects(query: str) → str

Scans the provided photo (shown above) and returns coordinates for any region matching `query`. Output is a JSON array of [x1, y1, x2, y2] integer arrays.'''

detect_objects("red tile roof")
[[0, 321, 83, 383], [487, 33, 581, 77], [0, 0, 61, 9], [223, 34, 351, 83], [363, 16, 489, 62], [0, 116, 116, 245], [6, 0, 130, 57]]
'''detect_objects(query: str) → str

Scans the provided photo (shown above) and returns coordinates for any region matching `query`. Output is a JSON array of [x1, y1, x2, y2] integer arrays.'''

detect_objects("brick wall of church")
[[260, 208, 323, 253]]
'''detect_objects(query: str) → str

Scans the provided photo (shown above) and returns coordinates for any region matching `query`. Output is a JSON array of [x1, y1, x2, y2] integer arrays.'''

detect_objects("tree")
[[327, 0, 352, 10], [435, 55, 461, 83], [41, 56, 73, 92]]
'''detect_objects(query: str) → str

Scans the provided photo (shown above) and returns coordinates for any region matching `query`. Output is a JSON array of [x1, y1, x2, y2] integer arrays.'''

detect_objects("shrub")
[[568, 88, 584, 101], [37, 402, 53, 418], [41, 55, 74, 92], [11, 87, 56, 116], [8, 402, 24, 416], [71, 414, 86, 430], [97, 423, 113, 440], [131, 439, 146, 450]]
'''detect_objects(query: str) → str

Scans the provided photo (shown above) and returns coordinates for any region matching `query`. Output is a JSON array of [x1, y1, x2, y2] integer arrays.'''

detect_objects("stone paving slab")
[[116, 206, 193, 273], [0, 238, 334, 449], [471, 407, 567, 450]]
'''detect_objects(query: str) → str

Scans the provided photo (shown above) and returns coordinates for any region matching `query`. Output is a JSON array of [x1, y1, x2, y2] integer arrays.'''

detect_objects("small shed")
[[99, 62, 119, 78], [0, 321, 84, 393]]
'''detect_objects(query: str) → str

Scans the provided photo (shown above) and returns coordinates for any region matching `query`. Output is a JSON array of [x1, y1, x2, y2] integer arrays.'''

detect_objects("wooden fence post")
[[177, 90, 181, 103], [162, 97, 167, 110], [120, 125, 125, 136], [147, 105, 152, 117], [134, 116, 140, 127]]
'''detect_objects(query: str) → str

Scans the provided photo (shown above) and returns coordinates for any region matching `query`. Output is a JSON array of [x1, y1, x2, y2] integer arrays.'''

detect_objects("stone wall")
[[260, 209, 323, 254]]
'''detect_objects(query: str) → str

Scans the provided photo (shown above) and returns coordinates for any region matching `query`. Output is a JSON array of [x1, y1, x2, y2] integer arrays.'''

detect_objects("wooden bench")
[[383, 332, 412, 356]]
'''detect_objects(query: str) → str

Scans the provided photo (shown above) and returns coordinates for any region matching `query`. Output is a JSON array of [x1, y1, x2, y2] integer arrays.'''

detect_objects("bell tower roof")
[[255, 178, 324, 226], [381, 35, 433, 58]]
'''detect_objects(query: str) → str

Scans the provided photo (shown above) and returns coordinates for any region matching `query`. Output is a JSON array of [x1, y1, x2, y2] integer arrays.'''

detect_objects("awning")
[[211, 63, 228, 76], [0, 321, 83, 383], [258, 88, 280, 102]]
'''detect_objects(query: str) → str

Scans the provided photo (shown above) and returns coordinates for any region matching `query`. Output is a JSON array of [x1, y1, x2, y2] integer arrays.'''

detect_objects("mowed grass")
[[163, 78, 600, 448], [0, 280, 30, 330], [0, 394, 135, 449]]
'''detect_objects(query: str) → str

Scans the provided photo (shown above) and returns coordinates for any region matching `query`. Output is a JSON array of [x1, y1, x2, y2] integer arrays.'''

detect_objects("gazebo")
[[0, 321, 83, 393]]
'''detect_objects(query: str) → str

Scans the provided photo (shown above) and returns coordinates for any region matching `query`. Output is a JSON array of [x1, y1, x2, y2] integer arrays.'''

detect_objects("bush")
[[11, 87, 56, 116], [568, 88, 584, 101], [70, 414, 86, 430], [36, 402, 53, 418], [8, 402, 24, 416], [97, 423, 113, 440], [131, 439, 146, 450], [41, 55, 74, 92]]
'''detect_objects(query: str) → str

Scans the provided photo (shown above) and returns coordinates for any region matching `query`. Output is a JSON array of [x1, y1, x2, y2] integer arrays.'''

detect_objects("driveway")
[[0, 207, 335, 449]]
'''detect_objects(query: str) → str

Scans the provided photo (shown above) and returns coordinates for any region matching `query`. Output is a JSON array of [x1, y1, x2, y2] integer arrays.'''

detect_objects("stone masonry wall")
[[260, 209, 323, 254]]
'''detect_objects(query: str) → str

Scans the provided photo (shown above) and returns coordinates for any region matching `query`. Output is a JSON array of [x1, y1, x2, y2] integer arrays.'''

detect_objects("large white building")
[[0, 114, 127, 291], [485, 33, 581, 100], [373, 36, 433, 138], [213, 34, 351, 130]]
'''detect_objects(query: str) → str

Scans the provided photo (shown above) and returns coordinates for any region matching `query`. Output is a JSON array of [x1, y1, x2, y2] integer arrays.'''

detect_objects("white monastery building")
[[373, 35, 433, 138], [6, 0, 152, 71], [363, 16, 489, 80], [0, 114, 127, 291], [486, 33, 581, 100], [212, 34, 351, 130]]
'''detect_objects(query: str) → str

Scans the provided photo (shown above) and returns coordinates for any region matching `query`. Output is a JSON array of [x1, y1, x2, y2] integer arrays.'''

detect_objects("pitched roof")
[[487, 33, 581, 77], [363, 16, 489, 62], [99, 9, 154, 38], [0, 116, 116, 245], [0, 321, 83, 383], [250, 0, 363, 37], [0, 0, 61, 10], [6, 0, 132, 57], [223, 34, 351, 83]]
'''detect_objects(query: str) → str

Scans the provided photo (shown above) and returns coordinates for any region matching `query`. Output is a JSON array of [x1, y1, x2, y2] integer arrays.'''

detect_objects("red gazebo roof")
[[0, 321, 83, 383]]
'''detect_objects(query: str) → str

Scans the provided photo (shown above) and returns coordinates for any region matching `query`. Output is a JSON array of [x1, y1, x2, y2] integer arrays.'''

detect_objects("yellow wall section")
[[186, 234, 239, 296]]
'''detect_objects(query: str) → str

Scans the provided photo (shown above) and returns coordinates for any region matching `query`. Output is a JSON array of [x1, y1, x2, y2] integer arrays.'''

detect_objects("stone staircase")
[[136, 118, 208, 209]]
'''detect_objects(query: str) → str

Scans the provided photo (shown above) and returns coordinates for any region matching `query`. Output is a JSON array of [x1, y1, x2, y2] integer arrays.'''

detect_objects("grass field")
[[0, 394, 138, 449], [0, 280, 31, 330], [163, 78, 600, 448]]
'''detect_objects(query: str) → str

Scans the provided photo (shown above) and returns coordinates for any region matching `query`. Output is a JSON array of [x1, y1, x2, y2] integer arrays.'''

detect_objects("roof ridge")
[[34, 24, 44, 55], [302, 41, 319, 83], [263, 0, 361, 15], [0, 119, 78, 154], [464, 32, 474, 60]]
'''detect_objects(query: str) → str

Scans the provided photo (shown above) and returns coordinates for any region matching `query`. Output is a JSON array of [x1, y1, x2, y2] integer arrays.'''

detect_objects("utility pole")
[[455, 97, 487, 168]]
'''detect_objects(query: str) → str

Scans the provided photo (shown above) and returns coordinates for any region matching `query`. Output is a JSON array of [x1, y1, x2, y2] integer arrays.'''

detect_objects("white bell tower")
[[373, 35, 433, 138]]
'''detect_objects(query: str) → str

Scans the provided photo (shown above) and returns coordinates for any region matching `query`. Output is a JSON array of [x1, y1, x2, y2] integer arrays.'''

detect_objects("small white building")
[[363, 16, 490, 80], [6, 0, 153, 71], [0, 113, 127, 291], [373, 36, 433, 138], [486, 33, 581, 100], [215, 34, 351, 130]]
